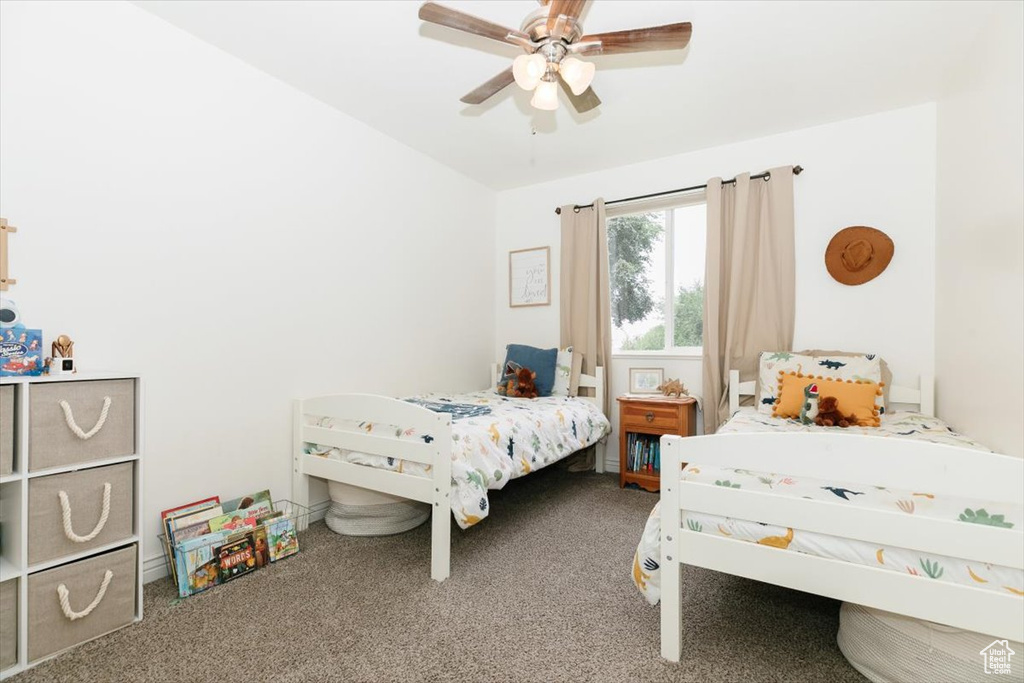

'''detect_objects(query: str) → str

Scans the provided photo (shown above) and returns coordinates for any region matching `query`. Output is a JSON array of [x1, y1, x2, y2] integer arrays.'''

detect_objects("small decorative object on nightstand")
[[617, 394, 696, 492], [49, 334, 75, 375]]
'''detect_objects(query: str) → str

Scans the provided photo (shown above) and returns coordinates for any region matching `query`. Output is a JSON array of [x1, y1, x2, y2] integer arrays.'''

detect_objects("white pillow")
[[551, 346, 578, 397], [757, 351, 884, 415]]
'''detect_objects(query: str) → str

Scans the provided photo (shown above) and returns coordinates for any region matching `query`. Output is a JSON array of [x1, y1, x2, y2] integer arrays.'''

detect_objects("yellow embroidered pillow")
[[772, 372, 883, 427]]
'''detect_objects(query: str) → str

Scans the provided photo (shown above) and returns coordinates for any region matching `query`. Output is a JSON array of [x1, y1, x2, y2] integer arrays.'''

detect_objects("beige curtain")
[[703, 167, 796, 432], [560, 200, 612, 416]]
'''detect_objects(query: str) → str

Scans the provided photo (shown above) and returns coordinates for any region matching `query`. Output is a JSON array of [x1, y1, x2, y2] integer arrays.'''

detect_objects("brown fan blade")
[[558, 75, 600, 113], [419, 2, 529, 45], [547, 0, 587, 35], [577, 22, 692, 55], [460, 67, 515, 105]]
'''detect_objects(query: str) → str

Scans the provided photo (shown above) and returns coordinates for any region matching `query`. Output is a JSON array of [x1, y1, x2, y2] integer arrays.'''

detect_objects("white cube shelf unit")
[[0, 373, 143, 679]]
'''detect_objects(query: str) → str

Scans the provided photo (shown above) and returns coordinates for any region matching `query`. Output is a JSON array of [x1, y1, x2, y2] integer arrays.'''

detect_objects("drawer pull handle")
[[58, 483, 112, 543], [57, 570, 114, 621], [645, 411, 655, 422], [59, 396, 112, 440]]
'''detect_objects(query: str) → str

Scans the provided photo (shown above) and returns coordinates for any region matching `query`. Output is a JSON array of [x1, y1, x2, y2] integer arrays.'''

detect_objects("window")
[[608, 199, 706, 354]]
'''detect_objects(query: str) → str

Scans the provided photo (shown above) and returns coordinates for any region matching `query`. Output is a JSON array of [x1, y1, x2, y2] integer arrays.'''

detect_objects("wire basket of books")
[[158, 491, 310, 598]]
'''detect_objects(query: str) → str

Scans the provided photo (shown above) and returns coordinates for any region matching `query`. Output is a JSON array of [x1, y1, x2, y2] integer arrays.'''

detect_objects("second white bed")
[[633, 409, 1024, 605]]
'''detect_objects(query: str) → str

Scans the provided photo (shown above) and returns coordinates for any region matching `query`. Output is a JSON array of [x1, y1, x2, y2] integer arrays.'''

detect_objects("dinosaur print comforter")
[[633, 409, 1023, 605], [306, 391, 610, 529]]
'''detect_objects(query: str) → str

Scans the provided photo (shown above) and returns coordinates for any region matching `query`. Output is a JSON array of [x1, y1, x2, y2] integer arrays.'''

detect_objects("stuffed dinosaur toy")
[[814, 396, 859, 428], [657, 378, 688, 398], [496, 360, 521, 396], [511, 366, 538, 399], [798, 383, 819, 425]]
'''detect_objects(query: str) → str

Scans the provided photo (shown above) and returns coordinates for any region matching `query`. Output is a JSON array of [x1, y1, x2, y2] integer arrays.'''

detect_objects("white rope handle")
[[58, 483, 111, 543], [56, 570, 114, 621], [59, 396, 112, 440]]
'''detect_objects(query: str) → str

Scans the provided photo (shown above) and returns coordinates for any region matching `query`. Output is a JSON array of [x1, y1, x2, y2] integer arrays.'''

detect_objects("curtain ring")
[[573, 205, 581, 213], [763, 172, 771, 182]]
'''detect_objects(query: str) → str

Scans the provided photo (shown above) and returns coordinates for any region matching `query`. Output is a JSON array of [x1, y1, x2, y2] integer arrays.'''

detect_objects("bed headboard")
[[728, 370, 935, 418], [490, 363, 605, 414]]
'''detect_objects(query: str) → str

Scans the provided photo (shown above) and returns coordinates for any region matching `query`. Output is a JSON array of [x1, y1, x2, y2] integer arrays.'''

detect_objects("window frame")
[[607, 192, 707, 358]]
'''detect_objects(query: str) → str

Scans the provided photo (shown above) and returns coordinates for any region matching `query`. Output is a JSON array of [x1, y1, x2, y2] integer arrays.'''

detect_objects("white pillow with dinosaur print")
[[550, 346, 582, 397], [757, 351, 885, 416]]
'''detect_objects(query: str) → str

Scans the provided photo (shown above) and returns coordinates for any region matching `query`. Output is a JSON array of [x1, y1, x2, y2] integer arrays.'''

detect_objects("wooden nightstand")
[[617, 395, 697, 492]]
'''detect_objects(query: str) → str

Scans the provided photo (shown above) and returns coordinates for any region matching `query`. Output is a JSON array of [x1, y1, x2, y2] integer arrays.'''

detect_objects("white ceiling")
[[134, 0, 996, 190]]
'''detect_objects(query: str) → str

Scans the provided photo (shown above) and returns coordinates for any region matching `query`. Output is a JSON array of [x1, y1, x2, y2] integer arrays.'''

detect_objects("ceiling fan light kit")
[[418, 1, 692, 115]]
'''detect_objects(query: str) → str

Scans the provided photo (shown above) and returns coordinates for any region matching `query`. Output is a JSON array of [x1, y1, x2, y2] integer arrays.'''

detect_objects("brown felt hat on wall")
[[825, 226, 894, 286]]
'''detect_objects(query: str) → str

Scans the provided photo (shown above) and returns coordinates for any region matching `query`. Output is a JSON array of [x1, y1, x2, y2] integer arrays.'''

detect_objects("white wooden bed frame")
[[291, 365, 605, 582], [660, 371, 1024, 661]]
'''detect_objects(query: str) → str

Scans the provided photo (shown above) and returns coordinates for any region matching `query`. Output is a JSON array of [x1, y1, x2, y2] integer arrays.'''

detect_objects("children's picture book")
[[174, 530, 231, 598], [161, 497, 220, 523], [173, 520, 215, 543], [257, 510, 284, 524], [0, 328, 43, 377], [170, 505, 224, 540], [217, 531, 257, 583], [266, 517, 299, 562], [160, 496, 220, 583], [252, 524, 270, 569], [221, 489, 273, 517], [208, 511, 257, 534]]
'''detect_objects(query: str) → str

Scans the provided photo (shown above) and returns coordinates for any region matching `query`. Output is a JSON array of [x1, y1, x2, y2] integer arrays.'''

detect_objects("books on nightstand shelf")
[[158, 490, 307, 598], [625, 433, 660, 473]]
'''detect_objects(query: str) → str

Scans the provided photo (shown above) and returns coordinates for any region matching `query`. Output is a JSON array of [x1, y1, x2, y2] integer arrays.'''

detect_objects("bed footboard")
[[292, 393, 453, 581], [659, 432, 1024, 662]]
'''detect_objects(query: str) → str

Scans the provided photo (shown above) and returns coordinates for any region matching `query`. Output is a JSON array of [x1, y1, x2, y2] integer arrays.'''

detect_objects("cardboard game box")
[[0, 328, 43, 377]]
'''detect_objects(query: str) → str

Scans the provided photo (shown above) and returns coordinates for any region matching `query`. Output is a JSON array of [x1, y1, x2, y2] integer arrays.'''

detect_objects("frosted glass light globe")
[[513, 54, 546, 90], [559, 57, 595, 96], [530, 79, 559, 110]]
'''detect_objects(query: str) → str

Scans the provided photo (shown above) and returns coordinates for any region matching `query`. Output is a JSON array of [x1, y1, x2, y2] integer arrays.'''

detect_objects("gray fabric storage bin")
[[29, 379, 134, 471], [1, 385, 13, 476], [28, 462, 134, 566], [28, 544, 136, 662], [0, 579, 16, 671], [325, 500, 430, 536]]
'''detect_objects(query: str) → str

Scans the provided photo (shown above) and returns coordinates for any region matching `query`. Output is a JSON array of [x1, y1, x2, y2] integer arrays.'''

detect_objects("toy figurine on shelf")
[[50, 333, 76, 375]]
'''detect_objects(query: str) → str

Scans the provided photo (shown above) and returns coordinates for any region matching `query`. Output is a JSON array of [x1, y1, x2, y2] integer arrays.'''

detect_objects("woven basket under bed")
[[838, 602, 1023, 683], [324, 499, 430, 537]]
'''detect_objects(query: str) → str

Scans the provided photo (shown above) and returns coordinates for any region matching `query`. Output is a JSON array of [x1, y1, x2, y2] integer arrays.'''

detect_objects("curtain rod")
[[554, 165, 803, 215]]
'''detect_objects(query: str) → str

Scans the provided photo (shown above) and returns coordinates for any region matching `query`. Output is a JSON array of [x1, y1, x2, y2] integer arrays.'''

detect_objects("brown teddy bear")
[[814, 396, 859, 428], [511, 366, 538, 399]]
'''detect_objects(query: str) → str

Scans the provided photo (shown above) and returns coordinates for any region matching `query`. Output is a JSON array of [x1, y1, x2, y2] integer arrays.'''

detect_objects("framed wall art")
[[629, 367, 664, 394], [509, 246, 550, 307]]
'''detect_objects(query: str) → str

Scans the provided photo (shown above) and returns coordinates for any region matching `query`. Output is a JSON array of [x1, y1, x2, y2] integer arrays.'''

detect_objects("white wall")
[[0, 1, 496, 580], [935, 4, 1024, 457], [495, 105, 938, 470]]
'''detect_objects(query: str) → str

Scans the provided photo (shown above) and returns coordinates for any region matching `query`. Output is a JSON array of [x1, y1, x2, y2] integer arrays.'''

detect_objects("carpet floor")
[[14, 465, 867, 683]]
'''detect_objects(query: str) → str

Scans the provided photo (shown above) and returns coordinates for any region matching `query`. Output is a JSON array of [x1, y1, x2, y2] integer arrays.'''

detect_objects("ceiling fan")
[[419, 1, 692, 113]]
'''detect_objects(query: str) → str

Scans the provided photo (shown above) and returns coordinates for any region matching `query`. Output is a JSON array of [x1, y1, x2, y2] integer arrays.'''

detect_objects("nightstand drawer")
[[620, 401, 682, 430]]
